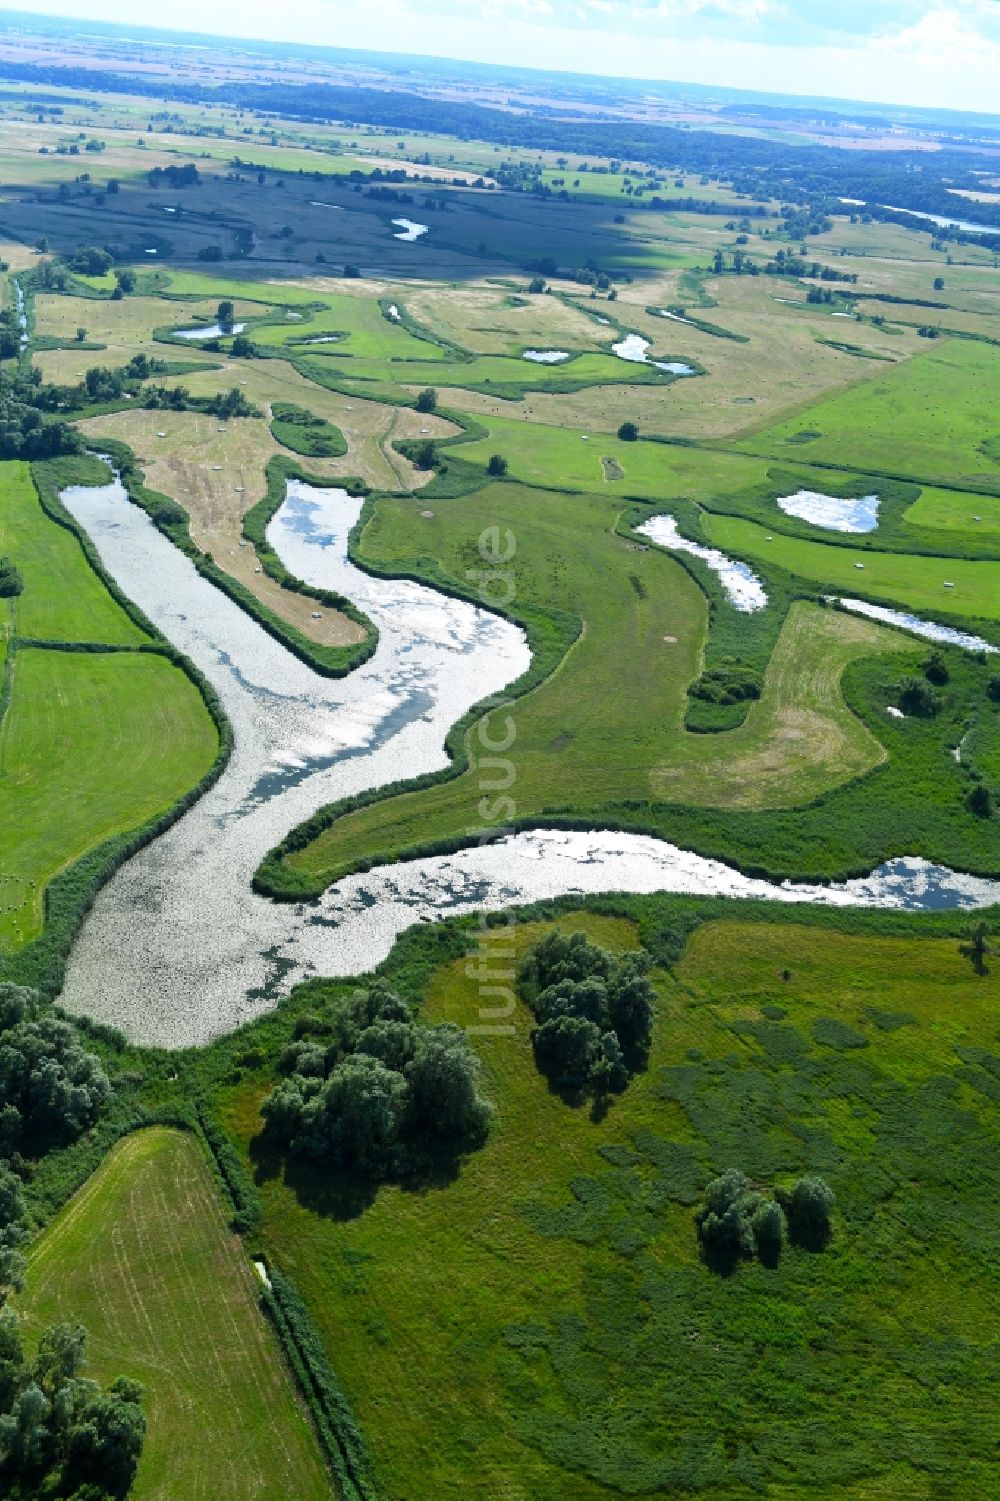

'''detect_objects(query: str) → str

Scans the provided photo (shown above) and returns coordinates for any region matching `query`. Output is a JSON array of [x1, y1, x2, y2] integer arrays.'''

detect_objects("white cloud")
[[873, 5, 1000, 62]]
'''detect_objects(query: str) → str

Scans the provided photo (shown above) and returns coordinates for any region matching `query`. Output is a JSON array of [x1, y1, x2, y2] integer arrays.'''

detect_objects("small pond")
[[778, 489, 879, 534], [612, 332, 694, 375], [174, 322, 246, 340]]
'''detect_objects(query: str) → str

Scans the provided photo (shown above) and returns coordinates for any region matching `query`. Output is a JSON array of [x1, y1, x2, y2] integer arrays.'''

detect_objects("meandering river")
[[57, 474, 1000, 1048]]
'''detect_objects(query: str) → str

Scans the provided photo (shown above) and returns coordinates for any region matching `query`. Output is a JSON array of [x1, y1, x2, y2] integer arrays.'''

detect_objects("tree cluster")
[[142, 386, 258, 420], [0, 984, 111, 1158], [67, 246, 113, 276], [695, 1169, 834, 1270], [518, 930, 655, 1098], [0, 1317, 145, 1500], [0, 368, 81, 460], [146, 162, 198, 188], [260, 982, 492, 1178]]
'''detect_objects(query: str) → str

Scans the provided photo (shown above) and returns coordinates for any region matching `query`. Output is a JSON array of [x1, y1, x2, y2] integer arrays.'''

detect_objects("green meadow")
[[738, 339, 1000, 491], [0, 459, 217, 950], [0, 649, 217, 948]]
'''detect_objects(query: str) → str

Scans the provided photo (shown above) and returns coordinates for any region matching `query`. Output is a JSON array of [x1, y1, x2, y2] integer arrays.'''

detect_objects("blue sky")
[[10, 0, 1000, 112]]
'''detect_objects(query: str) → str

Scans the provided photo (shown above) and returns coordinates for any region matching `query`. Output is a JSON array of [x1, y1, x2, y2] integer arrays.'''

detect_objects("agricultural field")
[[1, 22, 1000, 1501]]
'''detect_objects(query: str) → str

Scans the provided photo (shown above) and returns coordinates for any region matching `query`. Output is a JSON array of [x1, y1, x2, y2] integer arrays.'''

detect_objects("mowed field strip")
[[21, 1128, 331, 1501]]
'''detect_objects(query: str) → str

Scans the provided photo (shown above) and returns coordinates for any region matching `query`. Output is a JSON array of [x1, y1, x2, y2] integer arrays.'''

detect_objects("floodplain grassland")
[[738, 337, 1000, 490], [222, 913, 1000, 1501], [278, 484, 914, 892], [444, 272, 924, 440], [75, 405, 374, 650], [21, 1128, 331, 1501], [0, 649, 218, 949]]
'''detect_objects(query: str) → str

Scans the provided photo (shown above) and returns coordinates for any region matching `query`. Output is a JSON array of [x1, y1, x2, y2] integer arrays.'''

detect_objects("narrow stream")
[[57, 475, 1000, 1048]]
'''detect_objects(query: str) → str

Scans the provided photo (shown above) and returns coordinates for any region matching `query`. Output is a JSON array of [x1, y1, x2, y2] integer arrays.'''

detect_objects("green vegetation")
[[270, 401, 347, 458], [0, 650, 218, 949], [704, 510, 1000, 625], [0, 1317, 145, 1501], [740, 339, 1000, 491], [518, 928, 654, 1096], [260, 980, 492, 1176], [220, 912, 1000, 1499], [20, 1128, 331, 1501], [0, 461, 145, 645]]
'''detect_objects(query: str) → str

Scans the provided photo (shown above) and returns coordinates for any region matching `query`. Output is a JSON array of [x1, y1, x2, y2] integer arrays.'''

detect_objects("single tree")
[[617, 421, 638, 442], [967, 783, 994, 820], [415, 388, 437, 413], [959, 920, 995, 974], [486, 454, 508, 477], [785, 1175, 834, 1248]]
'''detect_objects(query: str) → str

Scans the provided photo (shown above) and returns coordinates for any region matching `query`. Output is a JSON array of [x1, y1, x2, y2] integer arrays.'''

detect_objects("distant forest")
[[2, 58, 1000, 236]]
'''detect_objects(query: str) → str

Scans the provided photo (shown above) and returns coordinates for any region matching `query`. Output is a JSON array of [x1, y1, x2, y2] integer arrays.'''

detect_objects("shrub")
[[695, 1169, 759, 1264], [898, 676, 940, 717], [924, 651, 949, 686], [0, 558, 23, 598], [689, 661, 761, 706], [967, 783, 994, 819]]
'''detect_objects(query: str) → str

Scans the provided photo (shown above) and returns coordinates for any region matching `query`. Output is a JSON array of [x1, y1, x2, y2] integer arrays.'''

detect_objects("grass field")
[[650, 601, 912, 806], [0, 649, 217, 947], [738, 338, 1000, 490], [0, 460, 146, 644], [704, 510, 1000, 622], [221, 912, 1000, 1499], [281, 486, 908, 891], [21, 1128, 330, 1501], [901, 483, 1000, 538], [0, 457, 217, 950]]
